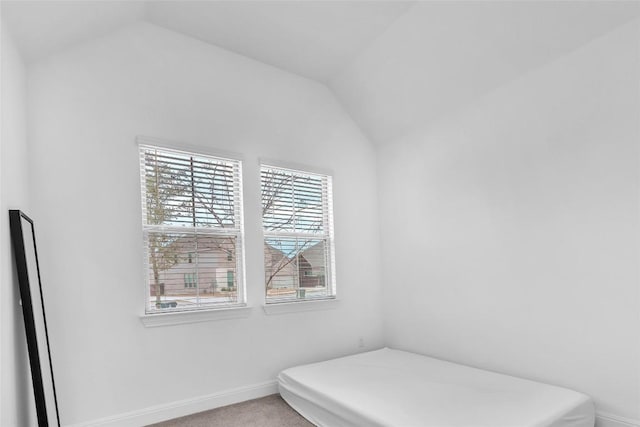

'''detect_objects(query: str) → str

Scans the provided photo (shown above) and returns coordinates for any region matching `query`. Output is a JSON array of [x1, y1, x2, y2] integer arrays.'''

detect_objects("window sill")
[[262, 298, 339, 315], [140, 305, 252, 327]]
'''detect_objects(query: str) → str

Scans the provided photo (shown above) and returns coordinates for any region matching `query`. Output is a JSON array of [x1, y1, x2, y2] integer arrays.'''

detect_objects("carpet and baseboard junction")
[[147, 395, 312, 427]]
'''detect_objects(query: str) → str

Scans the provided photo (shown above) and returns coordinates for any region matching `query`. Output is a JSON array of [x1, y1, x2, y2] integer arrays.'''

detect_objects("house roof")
[[265, 239, 323, 260]]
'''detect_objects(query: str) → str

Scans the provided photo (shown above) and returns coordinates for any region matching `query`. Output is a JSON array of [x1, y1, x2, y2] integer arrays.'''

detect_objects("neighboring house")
[[150, 236, 237, 297], [297, 241, 326, 288], [150, 238, 327, 297], [264, 240, 326, 290], [264, 244, 298, 290]]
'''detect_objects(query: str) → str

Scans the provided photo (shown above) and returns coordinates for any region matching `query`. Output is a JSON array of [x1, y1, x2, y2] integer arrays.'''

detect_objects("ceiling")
[[147, 1, 413, 82], [330, 0, 640, 144], [1, 1, 147, 64], [1, 0, 413, 82], [3, 0, 639, 145]]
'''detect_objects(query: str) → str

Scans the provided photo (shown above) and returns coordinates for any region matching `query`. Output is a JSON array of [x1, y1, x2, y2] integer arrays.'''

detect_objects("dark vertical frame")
[[9, 210, 60, 427]]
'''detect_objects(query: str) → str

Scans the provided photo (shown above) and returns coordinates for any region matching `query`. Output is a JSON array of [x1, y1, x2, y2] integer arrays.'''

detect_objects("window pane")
[[145, 231, 239, 309], [261, 167, 325, 234], [143, 148, 237, 229], [264, 238, 328, 302]]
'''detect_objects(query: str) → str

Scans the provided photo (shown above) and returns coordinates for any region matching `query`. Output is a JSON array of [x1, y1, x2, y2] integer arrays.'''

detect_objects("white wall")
[[1, 20, 36, 427], [27, 22, 383, 425], [376, 18, 640, 423]]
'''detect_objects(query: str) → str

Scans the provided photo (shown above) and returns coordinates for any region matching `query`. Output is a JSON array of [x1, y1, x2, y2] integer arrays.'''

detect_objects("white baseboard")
[[597, 411, 640, 427], [65, 383, 639, 427], [65, 380, 278, 427]]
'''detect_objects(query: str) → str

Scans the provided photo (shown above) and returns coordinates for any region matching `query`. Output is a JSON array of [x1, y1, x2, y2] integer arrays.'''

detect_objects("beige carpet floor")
[[147, 394, 314, 427]]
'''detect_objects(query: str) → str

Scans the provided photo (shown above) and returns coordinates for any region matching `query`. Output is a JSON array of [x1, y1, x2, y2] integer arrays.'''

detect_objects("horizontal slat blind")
[[261, 165, 335, 303], [140, 145, 244, 313]]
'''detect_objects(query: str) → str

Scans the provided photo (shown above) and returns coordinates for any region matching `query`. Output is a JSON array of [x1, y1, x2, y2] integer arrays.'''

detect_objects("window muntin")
[[261, 165, 335, 303], [140, 145, 245, 313]]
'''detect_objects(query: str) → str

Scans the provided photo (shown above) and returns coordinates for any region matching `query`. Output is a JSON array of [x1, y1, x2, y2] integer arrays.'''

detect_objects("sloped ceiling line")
[[3, 1, 639, 148]]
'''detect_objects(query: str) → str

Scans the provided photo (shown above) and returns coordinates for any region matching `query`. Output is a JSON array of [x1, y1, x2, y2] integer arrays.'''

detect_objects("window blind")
[[261, 165, 336, 302], [140, 145, 245, 313]]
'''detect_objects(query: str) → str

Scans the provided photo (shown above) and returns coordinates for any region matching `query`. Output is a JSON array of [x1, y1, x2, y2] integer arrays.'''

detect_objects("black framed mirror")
[[9, 210, 60, 427]]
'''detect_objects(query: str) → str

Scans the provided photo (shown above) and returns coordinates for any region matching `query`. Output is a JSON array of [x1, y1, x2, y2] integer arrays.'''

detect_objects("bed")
[[278, 348, 594, 427]]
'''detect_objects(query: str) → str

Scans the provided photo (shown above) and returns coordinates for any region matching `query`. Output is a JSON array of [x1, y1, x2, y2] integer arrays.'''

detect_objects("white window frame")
[[261, 163, 337, 304], [139, 142, 247, 315]]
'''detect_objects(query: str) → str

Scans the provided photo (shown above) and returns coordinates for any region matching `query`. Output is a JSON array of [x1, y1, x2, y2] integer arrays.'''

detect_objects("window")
[[140, 145, 245, 313], [261, 165, 336, 303], [184, 273, 197, 288], [227, 270, 235, 288]]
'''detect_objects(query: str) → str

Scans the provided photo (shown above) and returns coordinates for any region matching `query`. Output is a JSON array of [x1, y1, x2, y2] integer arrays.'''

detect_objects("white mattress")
[[278, 348, 594, 427]]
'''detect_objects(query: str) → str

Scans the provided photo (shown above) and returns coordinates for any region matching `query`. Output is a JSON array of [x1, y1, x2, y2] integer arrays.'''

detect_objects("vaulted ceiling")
[[3, 0, 639, 145], [330, 1, 640, 144], [1, 0, 413, 81]]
